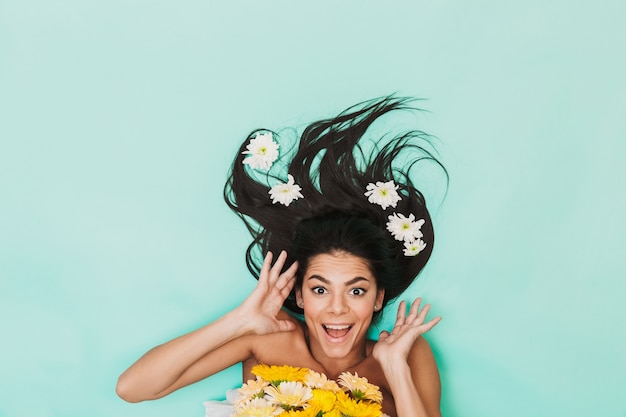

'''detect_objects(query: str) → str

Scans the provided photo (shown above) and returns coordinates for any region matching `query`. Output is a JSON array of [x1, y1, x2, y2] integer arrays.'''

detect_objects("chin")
[[317, 326, 366, 358]]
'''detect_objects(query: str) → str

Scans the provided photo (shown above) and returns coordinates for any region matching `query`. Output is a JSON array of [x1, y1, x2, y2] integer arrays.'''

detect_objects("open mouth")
[[323, 324, 352, 339]]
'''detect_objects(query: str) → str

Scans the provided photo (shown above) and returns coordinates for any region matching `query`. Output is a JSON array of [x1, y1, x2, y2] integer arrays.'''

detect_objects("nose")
[[327, 293, 349, 315]]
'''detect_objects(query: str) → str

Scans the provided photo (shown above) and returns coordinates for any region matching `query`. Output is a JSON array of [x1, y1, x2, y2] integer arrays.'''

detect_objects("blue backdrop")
[[1, 1, 625, 416]]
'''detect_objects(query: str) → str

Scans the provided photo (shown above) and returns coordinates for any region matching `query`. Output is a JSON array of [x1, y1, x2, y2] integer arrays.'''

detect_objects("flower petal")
[[268, 174, 304, 206]]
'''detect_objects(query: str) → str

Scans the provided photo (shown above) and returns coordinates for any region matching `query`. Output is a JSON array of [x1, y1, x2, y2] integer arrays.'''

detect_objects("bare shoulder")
[[408, 335, 436, 364], [242, 311, 310, 379]]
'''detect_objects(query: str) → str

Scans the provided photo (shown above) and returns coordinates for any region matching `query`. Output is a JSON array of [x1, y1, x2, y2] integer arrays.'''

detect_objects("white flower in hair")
[[403, 238, 427, 256], [386, 212, 425, 242], [242, 132, 279, 170], [268, 174, 303, 206], [364, 180, 401, 210]]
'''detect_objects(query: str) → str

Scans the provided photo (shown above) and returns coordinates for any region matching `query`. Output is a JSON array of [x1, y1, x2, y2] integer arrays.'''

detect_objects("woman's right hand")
[[117, 250, 297, 403], [235, 250, 298, 335]]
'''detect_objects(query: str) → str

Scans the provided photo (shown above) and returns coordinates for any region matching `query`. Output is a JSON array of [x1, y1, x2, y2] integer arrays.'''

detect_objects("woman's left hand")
[[372, 298, 441, 365]]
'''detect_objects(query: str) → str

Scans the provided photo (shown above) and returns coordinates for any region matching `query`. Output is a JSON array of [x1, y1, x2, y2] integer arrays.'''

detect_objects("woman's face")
[[296, 251, 385, 363]]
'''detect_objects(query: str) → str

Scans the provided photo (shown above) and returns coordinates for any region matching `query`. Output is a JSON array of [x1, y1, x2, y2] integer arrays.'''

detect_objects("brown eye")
[[350, 288, 366, 296]]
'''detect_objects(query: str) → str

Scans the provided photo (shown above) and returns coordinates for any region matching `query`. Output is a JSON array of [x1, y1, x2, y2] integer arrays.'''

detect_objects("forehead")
[[305, 252, 374, 281]]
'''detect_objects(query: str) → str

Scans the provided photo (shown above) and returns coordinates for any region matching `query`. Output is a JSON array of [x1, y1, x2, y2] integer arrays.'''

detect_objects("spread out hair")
[[224, 95, 447, 317]]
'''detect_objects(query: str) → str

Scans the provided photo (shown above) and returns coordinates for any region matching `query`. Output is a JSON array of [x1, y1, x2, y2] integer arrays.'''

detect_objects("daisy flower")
[[233, 397, 283, 417], [268, 174, 303, 207], [233, 378, 269, 408], [403, 238, 427, 257], [386, 213, 425, 242], [364, 180, 401, 210], [264, 381, 312, 409], [242, 132, 279, 171], [337, 372, 383, 404], [305, 369, 340, 392]]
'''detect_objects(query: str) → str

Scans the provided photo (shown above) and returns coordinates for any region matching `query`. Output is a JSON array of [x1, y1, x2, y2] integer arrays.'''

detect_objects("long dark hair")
[[224, 95, 447, 317]]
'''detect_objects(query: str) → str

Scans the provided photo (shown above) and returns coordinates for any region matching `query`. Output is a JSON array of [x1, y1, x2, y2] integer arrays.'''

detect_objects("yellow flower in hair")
[[251, 364, 309, 384], [337, 372, 383, 404], [335, 390, 382, 417]]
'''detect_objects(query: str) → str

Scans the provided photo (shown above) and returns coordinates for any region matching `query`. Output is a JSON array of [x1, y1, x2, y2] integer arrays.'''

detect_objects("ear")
[[296, 288, 303, 308], [375, 289, 385, 308]]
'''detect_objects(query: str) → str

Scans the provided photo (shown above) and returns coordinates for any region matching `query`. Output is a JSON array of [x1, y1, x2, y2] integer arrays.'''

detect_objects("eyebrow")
[[307, 275, 370, 286]]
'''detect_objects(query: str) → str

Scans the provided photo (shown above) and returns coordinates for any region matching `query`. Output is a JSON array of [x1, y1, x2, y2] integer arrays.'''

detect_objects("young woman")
[[117, 96, 446, 417]]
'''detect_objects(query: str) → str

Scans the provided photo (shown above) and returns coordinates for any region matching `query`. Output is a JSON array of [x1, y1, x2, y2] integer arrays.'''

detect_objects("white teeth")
[[324, 324, 350, 330]]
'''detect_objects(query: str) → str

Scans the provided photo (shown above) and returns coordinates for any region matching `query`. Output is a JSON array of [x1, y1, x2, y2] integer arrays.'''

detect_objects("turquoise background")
[[1, 1, 625, 416]]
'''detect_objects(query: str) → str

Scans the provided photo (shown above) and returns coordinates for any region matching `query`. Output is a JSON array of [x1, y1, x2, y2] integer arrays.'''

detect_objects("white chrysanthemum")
[[304, 369, 340, 392], [268, 174, 303, 206], [233, 397, 283, 417], [264, 381, 312, 408], [403, 238, 427, 256], [242, 132, 279, 170], [233, 378, 270, 408], [386, 213, 425, 242], [364, 180, 401, 210]]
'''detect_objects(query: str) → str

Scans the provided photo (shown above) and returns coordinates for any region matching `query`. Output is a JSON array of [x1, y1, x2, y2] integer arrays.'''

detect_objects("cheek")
[[356, 303, 376, 318]]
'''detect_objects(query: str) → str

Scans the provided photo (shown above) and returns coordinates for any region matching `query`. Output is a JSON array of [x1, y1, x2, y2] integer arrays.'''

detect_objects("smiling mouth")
[[323, 324, 352, 339]]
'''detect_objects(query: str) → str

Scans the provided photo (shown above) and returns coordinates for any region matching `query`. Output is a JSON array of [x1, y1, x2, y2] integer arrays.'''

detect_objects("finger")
[[391, 301, 407, 334], [275, 260, 298, 291], [278, 274, 296, 299], [259, 251, 274, 284], [276, 319, 296, 332], [405, 297, 422, 324], [378, 330, 390, 342], [268, 250, 288, 284], [395, 300, 407, 324], [415, 303, 431, 325], [419, 316, 442, 334]]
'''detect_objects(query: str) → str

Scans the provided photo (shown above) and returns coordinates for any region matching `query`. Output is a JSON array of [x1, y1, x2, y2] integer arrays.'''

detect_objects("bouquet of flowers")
[[231, 364, 389, 417]]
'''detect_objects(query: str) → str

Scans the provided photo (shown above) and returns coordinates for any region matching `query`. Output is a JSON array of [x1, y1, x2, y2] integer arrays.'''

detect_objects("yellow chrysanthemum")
[[279, 404, 321, 417], [310, 389, 336, 412], [305, 370, 341, 392], [234, 397, 283, 417], [335, 390, 382, 417], [337, 372, 383, 403], [252, 364, 309, 384], [264, 381, 312, 409], [322, 409, 342, 417]]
